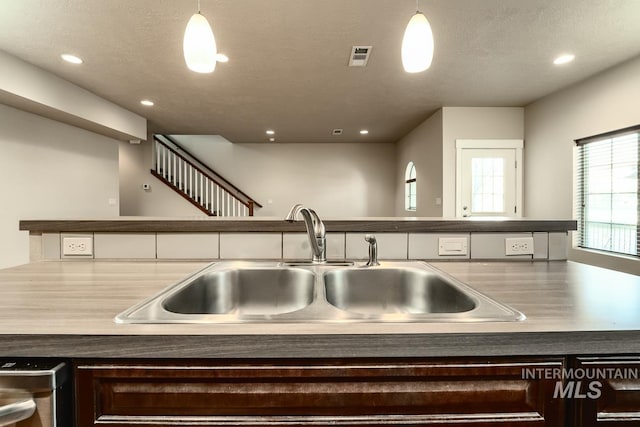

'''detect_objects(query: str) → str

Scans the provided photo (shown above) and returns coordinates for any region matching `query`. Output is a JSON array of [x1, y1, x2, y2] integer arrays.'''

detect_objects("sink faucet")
[[285, 204, 326, 263], [365, 234, 380, 266]]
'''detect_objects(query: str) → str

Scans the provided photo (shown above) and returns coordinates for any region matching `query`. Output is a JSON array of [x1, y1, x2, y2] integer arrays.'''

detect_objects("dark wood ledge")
[[1, 331, 639, 358], [19, 218, 577, 233]]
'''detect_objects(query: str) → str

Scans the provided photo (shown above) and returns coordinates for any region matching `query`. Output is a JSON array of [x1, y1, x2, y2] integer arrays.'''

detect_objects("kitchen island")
[[0, 259, 637, 358], [1, 259, 639, 427], [8, 216, 640, 426]]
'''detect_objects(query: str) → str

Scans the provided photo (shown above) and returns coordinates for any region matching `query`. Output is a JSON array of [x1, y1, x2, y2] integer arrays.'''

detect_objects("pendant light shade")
[[183, 12, 217, 73], [401, 12, 434, 73]]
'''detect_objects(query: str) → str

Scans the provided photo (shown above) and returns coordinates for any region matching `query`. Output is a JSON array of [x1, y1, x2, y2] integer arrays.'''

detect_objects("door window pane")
[[471, 158, 505, 213]]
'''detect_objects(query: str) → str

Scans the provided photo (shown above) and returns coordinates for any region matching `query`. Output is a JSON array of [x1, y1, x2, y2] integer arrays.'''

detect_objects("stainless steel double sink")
[[115, 261, 525, 323]]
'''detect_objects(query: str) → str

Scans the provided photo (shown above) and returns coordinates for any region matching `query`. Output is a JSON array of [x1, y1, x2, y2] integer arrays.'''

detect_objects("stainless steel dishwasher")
[[0, 360, 71, 427]]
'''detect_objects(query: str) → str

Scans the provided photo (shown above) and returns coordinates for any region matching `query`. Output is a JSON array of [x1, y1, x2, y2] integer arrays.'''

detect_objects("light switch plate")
[[438, 237, 468, 256]]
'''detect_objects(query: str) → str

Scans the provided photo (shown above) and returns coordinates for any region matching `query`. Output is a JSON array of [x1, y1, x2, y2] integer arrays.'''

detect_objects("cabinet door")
[[75, 357, 565, 427], [573, 357, 640, 426]]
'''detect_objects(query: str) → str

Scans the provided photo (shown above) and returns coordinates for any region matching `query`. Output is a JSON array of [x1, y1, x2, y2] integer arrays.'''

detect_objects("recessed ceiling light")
[[553, 54, 575, 65], [216, 53, 229, 63], [269, 137, 275, 142], [266, 130, 275, 135], [61, 54, 83, 64], [140, 99, 154, 106], [360, 130, 369, 135]]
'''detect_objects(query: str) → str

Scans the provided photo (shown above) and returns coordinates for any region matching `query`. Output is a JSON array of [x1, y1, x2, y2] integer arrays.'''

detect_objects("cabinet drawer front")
[[76, 358, 564, 426], [574, 357, 640, 426]]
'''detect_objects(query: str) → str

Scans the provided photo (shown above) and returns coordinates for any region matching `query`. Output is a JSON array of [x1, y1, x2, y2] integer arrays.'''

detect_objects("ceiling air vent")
[[332, 129, 343, 135], [349, 46, 372, 67]]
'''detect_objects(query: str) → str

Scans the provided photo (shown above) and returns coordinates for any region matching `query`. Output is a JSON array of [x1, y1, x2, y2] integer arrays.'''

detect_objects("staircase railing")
[[152, 135, 261, 216]]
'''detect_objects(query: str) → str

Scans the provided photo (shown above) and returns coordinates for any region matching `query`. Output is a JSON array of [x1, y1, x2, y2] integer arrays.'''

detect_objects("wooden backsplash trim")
[[19, 219, 577, 233]]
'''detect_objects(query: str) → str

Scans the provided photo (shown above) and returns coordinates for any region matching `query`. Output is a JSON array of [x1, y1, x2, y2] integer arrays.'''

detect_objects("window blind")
[[576, 126, 639, 257]]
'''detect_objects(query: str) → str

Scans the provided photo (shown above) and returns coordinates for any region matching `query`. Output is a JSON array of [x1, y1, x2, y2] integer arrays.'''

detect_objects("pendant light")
[[183, 0, 217, 73], [401, 1, 434, 73]]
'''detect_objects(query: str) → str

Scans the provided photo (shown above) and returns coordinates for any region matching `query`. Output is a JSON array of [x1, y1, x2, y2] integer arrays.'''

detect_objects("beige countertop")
[[0, 260, 638, 358]]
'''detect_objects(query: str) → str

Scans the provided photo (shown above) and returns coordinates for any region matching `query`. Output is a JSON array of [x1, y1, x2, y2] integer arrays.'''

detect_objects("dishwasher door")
[[0, 360, 70, 427]]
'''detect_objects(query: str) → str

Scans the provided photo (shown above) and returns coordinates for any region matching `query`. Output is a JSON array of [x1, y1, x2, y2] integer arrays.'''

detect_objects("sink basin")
[[322, 265, 524, 322], [163, 268, 315, 315], [115, 261, 524, 324], [115, 264, 317, 323], [324, 268, 476, 315]]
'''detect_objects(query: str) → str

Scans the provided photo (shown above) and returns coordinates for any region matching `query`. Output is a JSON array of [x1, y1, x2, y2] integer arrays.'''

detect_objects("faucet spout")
[[285, 204, 326, 263], [284, 204, 304, 222]]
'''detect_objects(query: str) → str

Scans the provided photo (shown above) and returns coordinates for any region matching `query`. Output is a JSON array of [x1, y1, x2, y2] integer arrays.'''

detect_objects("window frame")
[[405, 162, 417, 212], [575, 125, 639, 258]]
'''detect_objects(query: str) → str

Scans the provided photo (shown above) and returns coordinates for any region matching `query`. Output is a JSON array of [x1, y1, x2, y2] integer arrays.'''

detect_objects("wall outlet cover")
[[62, 236, 94, 256], [505, 237, 534, 255]]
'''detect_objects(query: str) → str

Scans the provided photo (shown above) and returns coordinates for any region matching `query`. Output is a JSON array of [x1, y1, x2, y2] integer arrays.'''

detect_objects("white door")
[[456, 140, 523, 218]]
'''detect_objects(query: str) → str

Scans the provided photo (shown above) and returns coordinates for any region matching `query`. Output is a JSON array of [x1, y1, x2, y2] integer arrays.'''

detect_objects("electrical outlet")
[[505, 237, 534, 256], [62, 236, 93, 256]]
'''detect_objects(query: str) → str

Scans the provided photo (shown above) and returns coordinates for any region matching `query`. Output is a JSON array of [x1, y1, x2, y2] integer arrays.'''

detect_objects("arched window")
[[405, 162, 416, 211]]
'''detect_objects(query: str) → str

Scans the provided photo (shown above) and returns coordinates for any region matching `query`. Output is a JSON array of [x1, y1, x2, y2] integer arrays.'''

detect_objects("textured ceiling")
[[1, 0, 640, 143]]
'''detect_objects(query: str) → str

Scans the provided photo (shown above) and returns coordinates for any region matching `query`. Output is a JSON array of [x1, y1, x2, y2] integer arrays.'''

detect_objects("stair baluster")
[[151, 136, 260, 217]]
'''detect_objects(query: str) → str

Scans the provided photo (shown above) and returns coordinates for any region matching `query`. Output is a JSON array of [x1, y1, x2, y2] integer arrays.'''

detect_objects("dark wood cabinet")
[[75, 357, 565, 427], [572, 356, 640, 426]]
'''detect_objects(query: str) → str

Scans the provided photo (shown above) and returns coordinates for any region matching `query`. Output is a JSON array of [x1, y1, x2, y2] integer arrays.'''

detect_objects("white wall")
[[525, 55, 640, 274], [525, 55, 640, 218], [441, 107, 525, 217], [392, 107, 525, 218], [0, 104, 119, 269], [147, 136, 398, 218], [395, 109, 443, 217], [0, 50, 146, 141]]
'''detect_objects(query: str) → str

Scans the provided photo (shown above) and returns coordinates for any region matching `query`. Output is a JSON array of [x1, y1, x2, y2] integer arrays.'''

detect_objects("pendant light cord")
[[415, 0, 420, 13], [197, 0, 201, 13]]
